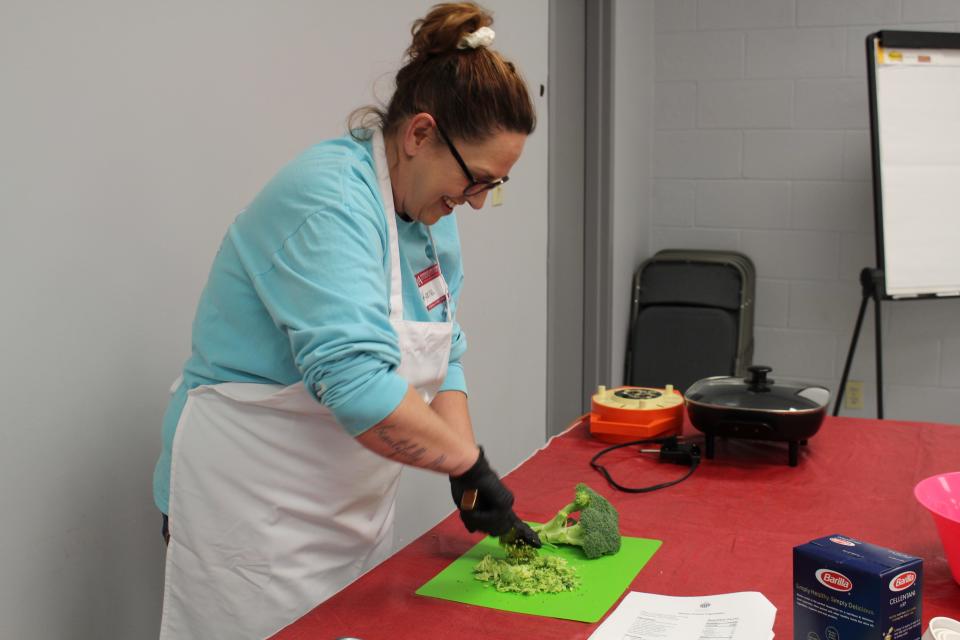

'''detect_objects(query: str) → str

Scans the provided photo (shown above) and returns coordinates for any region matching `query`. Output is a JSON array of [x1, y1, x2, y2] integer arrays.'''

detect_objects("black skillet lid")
[[685, 365, 830, 414]]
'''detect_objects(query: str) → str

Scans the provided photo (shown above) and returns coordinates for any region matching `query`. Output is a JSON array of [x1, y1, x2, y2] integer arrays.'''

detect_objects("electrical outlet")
[[845, 381, 864, 410], [491, 184, 504, 207]]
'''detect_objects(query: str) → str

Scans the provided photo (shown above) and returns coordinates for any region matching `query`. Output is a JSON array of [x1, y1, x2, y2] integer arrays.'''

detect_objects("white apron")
[[159, 130, 453, 640]]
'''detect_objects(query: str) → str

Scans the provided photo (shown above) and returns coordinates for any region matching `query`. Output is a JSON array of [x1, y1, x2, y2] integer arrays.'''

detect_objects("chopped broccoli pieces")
[[531, 483, 621, 559], [471, 483, 619, 594], [473, 553, 579, 595], [502, 539, 539, 563]]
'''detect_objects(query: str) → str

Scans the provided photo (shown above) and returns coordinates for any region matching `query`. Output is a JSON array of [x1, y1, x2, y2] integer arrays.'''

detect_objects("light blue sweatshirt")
[[153, 133, 467, 514]]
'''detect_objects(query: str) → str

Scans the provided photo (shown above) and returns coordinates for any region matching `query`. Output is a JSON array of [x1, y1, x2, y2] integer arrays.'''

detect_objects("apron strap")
[[373, 128, 454, 324], [372, 129, 405, 323]]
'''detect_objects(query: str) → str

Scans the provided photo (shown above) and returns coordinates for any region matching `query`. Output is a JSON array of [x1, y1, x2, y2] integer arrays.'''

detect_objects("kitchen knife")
[[460, 488, 540, 548]]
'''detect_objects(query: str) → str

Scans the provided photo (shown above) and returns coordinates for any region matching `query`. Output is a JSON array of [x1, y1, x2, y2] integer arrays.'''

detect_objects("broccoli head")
[[532, 483, 620, 559]]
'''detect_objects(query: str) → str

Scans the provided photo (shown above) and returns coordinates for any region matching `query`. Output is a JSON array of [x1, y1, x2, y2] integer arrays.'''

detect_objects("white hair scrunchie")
[[457, 26, 495, 50]]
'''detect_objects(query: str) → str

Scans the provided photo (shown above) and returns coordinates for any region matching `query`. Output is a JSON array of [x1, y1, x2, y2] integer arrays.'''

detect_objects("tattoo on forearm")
[[374, 424, 432, 465]]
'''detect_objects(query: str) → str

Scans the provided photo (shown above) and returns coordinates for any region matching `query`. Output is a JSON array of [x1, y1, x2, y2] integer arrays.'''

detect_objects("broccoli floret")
[[532, 483, 620, 559]]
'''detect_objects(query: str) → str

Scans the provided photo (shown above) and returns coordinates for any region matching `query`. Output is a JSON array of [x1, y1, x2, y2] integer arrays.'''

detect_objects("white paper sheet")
[[588, 592, 776, 640]]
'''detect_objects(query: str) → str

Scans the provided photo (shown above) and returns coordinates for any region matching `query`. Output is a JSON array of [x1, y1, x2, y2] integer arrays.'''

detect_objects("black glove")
[[501, 514, 542, 549], [450, 451, 542, 548]]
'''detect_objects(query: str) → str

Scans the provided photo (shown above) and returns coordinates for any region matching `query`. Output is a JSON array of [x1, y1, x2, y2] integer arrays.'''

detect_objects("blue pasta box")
[[794, 535, 922, 640]]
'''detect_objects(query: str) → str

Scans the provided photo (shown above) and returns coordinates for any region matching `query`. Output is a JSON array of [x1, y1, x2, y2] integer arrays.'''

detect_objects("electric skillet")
[[685, 365, 830, 466]]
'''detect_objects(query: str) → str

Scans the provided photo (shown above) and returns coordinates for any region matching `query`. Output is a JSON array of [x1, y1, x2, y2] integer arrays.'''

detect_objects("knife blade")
[[459, 488, 538, 548]]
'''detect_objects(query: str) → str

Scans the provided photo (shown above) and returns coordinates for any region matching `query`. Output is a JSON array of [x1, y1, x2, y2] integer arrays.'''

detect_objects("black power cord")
[[590, 436, 701, 493]]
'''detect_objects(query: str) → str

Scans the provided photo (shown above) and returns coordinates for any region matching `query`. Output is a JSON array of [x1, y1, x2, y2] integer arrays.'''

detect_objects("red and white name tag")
[[414, 263, 448, 311]]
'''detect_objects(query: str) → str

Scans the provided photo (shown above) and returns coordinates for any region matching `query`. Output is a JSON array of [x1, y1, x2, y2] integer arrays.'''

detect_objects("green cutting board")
[[415, 526, 662, 623]]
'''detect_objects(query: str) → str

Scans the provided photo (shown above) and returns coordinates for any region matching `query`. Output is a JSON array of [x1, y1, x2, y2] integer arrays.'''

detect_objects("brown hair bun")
[[351, 2, 535, 142], [408, 3, 493, 59]]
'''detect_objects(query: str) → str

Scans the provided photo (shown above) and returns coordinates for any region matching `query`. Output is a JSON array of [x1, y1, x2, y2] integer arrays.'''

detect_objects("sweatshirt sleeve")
[[244, 178, 409, 436]]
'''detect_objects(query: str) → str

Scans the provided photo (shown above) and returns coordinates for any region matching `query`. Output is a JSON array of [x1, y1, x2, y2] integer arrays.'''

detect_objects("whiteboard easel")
[[835, 30, 960, 418], [869, 30, 960, 299]]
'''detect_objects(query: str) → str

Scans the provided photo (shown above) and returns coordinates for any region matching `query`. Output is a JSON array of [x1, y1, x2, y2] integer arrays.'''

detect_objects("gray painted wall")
[[646, 0, 960, 423], [546, 0, 587, 436], [0, 1, 547, 637], [610, 0, 657, 386]]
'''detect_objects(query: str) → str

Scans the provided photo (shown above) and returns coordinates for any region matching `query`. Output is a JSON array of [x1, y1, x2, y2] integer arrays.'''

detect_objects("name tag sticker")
[[415, 263, 448, 311]]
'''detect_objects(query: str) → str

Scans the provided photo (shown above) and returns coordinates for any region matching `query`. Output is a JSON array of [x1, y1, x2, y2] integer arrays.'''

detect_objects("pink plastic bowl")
[[914, 471, 960, 585]]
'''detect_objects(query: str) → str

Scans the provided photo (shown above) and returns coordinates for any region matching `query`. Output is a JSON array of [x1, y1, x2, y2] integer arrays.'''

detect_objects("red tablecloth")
[[273, 416, 960, 639]]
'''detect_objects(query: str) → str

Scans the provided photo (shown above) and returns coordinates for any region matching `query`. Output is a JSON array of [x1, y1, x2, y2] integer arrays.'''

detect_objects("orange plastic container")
[[589, 385, 684, 444]]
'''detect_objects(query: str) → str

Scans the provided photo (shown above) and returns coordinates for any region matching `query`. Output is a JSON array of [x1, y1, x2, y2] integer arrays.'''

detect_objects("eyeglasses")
[[434, 121, 509, 197]]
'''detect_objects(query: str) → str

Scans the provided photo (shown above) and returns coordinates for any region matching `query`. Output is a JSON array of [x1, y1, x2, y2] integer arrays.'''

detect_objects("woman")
[[155, 2, 539, 638]]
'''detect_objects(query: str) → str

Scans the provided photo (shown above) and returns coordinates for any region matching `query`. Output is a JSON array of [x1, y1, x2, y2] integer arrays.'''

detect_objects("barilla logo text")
[[816, 569, 853, 592], [830, 536, 856, 547], [888, 571, 917, 592]]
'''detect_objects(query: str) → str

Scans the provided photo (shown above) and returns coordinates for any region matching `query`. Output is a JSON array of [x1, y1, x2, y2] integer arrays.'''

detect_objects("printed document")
[[588, 591, 776, 640]]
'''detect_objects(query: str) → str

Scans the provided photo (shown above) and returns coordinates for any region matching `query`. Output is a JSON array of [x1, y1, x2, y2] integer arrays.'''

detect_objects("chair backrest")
[[624, 250, 755, 392]]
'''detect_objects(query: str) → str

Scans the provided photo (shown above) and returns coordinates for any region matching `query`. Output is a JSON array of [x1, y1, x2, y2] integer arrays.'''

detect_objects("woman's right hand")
[[449, 447, 534, 542]]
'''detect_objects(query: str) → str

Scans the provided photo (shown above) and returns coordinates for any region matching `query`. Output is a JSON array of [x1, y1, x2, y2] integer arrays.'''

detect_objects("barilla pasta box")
[[794, 535, 922, 640]]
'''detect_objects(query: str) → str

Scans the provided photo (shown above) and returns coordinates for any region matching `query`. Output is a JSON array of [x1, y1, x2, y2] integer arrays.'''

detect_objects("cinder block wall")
[[650, 0, 960, 423]]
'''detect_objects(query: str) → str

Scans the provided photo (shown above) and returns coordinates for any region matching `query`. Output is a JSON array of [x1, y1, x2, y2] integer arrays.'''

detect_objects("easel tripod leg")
[[873, 286, 884, 419], [834, 290, 871, 416]]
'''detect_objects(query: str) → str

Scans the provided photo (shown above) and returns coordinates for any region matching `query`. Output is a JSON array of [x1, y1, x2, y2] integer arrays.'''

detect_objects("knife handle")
[[460, 488, 478, 511]]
